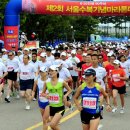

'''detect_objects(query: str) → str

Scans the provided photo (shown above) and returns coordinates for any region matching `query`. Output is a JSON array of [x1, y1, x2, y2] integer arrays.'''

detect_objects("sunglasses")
[[8, 55, 13, 56]]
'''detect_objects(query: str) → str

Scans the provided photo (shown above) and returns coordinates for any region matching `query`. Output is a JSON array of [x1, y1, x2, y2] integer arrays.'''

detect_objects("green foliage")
[[19, 14, 99, 42], [0, 0, 8, 34], [0, 1, 100, 41]]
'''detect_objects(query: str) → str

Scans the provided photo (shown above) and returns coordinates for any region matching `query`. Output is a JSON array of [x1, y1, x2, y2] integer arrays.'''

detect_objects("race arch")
[[4, 0, 130, 50]]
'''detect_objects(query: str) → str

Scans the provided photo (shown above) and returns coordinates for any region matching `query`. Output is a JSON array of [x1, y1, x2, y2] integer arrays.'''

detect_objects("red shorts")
[[0, 79, 5, 85]]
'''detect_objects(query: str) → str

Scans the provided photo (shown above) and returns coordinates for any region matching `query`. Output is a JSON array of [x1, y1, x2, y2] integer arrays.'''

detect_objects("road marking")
[[25, 107, 79, 130]]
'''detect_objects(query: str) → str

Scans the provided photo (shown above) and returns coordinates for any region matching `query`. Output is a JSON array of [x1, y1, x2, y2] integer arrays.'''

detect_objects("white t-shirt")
[[19, 63, 37, 80], [2, 54, 8, 65], [0, 62, 7, 77], [68, 56, 80, 76], [38, 60, 52, 69], [120, 61, 129, 78], [59, 67, 71, 92], [62, 59, 73, 69], [46, 55, 54, 62], [86, 66, 107, 90], [30, 61, 39, 71], [7, 58, 20, 72], [59, 67, 71, 80]]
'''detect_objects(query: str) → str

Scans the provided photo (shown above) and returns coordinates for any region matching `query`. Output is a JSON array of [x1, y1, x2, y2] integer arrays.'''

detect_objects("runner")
[[105, 55, 116, 97], [30, 52, 39, 101], [74, 69, 111, 130], [32, 66, 49, 130], [0, 62, 8, 101], [18, 55, 37, 110], [38, 52, 52, 70], [68, 50, 80, 93], [110, 60, 127, 114], [53, 59, 73, 110], [42, 65, 72, 130], [5, 51, 20, 103], [19, 48, 30, 63]]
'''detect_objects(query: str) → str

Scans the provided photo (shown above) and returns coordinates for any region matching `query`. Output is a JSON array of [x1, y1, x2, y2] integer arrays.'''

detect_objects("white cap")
[[71, 50, 76, 54], [32, 32, 36, 35], [107, 52, 113, 57], [106, 49, 110, 52], [53, 59, 63, 67], [22, 32, 25, 35], [49, 65, 59, 71], [40, 52, 46, 57], [2, 48, 7, 52], [82, 53, 87, 57], [55, 46, 58, 49], [61, 52, 67, 56], [24, 48, 29, 51], [113, 60, 120, 65], [18, 50, 22, 53], [51, 50, 56, 54], [40, 66, 48, 72]]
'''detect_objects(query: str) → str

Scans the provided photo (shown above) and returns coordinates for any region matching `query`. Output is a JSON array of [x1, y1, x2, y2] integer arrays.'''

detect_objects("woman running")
[[111, 60, 127, 114], [74, 69, 111, 130], [42, 65, 72, 130], [32, 66, 49, 130]]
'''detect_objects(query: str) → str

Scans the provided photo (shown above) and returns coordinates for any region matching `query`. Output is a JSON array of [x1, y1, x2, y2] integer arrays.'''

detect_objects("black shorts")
[[50, 106, 65, 117], [80, 110, 100, 124], [7, 71, 17, 81], [112, 85, 126, 94], [72, 76, 78, 82], [64, 91, 70, 101], [20, 79, 34, 91]]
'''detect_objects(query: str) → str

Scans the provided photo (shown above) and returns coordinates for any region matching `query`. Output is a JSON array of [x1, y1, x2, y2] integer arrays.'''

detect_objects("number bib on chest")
[[49, 93, 60, 104], [112, 74, 120, 82], [22, 72, 29, 75], [39, 91, 48, 102], [83, 97, 97, 109], [7, 66, 14, 72]]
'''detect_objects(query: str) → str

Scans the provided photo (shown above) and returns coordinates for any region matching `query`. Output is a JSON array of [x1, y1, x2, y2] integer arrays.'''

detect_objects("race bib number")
[[39, 91, 48, 102], [112, 74, 120, 82], [7, 67, 14, 71], [49, 93, 60, 104], [83, 97, 97, 109], [22, 72, 29, 75]]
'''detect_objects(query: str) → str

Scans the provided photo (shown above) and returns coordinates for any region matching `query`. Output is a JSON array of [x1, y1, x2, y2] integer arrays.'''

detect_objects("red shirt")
[[76, 54, 82, 62], [105, 64, 115, 88], [82, 63, 92, 75], [102, 52, 108, 62], [111, 68, 126, 87]]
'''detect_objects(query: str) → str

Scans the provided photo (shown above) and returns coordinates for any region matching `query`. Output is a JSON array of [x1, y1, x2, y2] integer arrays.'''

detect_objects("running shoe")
[[69, 104, 74, 112], [33, 98, 37, 101], [120, 108, 125, 114], [98, 124, 103, 130], [16, 95, 20, 99], [25, 105, 31, 110], [112, 107, 117, 113], [5, 97, 10, 103]]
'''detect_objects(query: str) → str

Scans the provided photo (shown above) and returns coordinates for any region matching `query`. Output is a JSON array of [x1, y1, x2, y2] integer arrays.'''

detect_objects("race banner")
[[22, 0, 130, 16], [4, 26, 19, 50]]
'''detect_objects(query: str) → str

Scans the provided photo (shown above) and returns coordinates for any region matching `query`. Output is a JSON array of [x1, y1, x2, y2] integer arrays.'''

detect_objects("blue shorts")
[[38, 101, 49, 109]]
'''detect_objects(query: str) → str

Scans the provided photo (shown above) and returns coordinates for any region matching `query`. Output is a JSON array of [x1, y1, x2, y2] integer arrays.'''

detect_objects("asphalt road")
[[0, 86, 130, 130]]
